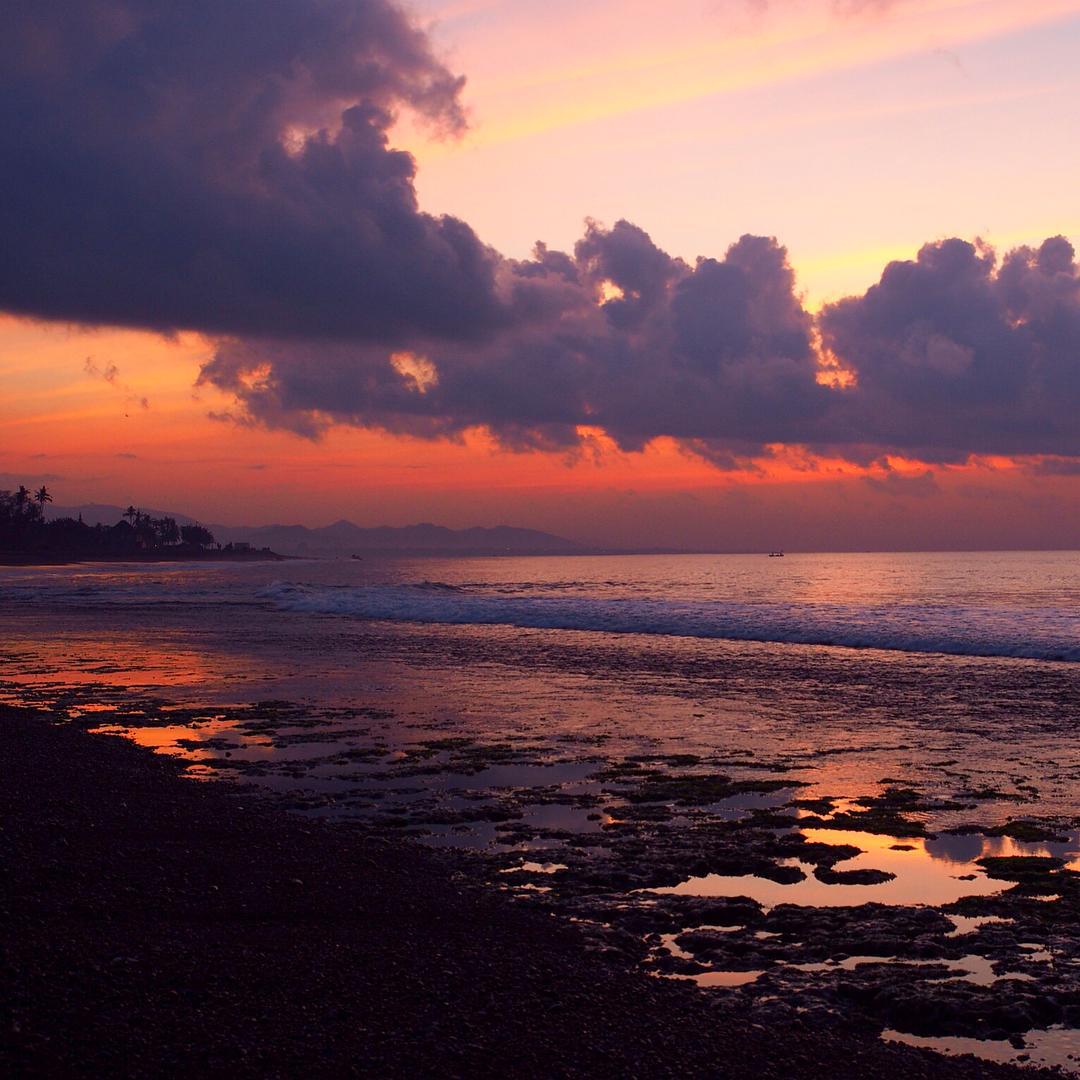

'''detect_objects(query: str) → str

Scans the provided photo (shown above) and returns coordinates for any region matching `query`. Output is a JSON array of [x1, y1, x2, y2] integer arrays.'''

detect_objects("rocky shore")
[[0, 705, 1052, 1078]]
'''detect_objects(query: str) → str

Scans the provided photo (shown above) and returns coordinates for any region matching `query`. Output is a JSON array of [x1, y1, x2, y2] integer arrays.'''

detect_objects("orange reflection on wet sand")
[[2, 637, 217, 689], [653, 827, 1012, 909], [94, 723, 229, 753]]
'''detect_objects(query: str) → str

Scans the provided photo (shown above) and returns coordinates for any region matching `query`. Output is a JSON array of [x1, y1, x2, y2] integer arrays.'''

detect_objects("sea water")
[[3, 550, 1080, 1071], [3, 550, 1077, 661]]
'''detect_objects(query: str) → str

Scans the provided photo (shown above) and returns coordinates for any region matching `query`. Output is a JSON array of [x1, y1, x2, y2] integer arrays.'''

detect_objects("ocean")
[[2, 550, 1079, 1069], [1, 551, 1078, 817], [2, 549, 1078, 659]]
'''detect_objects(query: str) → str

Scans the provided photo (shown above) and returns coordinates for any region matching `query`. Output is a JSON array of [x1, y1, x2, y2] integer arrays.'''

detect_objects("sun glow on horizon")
[[1, 0, 1078, 549]]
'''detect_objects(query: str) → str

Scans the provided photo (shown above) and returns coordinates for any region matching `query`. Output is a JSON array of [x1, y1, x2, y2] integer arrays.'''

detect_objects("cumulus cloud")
[[201, 228, 1080, 466], [2, 2, 1079, 469], [199, 224, 832, 458], [1027, 457, 1080, 477], [818, 236, 1080, 461], [0, 0, 500, 342]]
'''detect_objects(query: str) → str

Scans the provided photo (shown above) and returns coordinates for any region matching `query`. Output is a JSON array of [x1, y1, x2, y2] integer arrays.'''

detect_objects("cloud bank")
[[0, 0, 499, 342], [2, 1, 1078, 467]]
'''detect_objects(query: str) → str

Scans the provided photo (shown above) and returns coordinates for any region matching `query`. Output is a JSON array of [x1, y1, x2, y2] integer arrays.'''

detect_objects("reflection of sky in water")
[[792, 953, 1044, 987], [4, 591, 1080, 831], [679, 970, 763, 988], [5, 560, 1080, 1075], [927, 831, 1080, 871], [437, 762, 597, 790], [704, 789, 792, 819], [946, 914, 1012, 937], [681, 953, 1041, 991], [650, 827, 1077, 909], [884, 1027, 1080, 1075], [100, 720, 245, 751]]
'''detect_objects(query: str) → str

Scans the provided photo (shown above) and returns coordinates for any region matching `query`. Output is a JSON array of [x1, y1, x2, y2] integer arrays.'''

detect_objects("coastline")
[[0, 550, 291, 567], [0, 704, 1044, 1078]]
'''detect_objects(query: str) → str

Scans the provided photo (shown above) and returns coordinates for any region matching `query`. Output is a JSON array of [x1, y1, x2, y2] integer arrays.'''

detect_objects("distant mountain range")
[[47, 504, 200, 527], [46, 505, 583, 556]]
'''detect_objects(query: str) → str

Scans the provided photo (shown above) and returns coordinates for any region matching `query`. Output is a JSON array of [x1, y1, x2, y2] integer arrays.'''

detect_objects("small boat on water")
[[768, 550, 785, 557]]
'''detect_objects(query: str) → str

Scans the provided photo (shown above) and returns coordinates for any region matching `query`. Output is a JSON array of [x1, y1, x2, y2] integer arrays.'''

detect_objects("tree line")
[[0, 485, 218, 560]]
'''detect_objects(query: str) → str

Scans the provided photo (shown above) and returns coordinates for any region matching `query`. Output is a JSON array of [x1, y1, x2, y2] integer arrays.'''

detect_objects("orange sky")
[[2, 0, 1079, 547], [3, 314, 1076, 549]]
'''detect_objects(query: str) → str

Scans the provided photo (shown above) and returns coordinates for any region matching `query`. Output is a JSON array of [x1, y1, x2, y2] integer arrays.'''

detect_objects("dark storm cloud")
[[1027, 457, 1080, 477], [199, 225, 832, 457], [0, 0, 501, 342], [2, 2, 1078, 468], [818, 236, 1080, 461], [201, 226, 1080, 466]]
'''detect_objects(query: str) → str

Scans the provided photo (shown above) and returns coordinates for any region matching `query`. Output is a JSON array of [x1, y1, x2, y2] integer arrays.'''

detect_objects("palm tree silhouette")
[[34, 485, 52, 512], [123, 505, 138, 524]]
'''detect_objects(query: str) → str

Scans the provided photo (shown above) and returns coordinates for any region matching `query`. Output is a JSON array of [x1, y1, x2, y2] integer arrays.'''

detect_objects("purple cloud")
[[0, 0, 499, 343], [1, 2, 1078, 469], [818, 237, 1080, 461]]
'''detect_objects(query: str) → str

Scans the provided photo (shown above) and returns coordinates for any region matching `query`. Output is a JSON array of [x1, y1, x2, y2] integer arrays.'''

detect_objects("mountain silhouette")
[[47, 506, 582, 556]]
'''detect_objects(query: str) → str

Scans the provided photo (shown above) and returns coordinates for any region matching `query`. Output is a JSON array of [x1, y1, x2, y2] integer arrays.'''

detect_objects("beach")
[[6, 0, 1080, 1073], [2, 551, 1078, 1074], [1, 702, 1054, 1078]]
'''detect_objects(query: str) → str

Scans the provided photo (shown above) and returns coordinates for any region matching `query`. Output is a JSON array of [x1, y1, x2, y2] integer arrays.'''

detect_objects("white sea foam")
[[3, 553, 1076, 662], [260, 581, 1080, 662]]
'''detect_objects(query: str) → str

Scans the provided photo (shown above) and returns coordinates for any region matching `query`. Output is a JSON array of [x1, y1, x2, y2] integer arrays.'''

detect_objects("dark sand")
[[1, 705, 1049, 1078]]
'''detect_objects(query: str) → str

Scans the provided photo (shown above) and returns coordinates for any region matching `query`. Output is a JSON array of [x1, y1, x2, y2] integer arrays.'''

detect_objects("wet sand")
[[0, 703, 1045, 1079]]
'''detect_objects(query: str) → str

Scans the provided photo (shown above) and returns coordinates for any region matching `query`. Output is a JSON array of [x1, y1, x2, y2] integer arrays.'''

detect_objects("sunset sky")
[[2, 0, 1079, 549]]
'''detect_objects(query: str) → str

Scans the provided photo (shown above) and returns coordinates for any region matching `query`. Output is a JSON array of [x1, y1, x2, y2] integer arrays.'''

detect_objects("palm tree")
[[154, 516, 180, 546], [123, 505, 139, 524], [34, 485, 52, 512]]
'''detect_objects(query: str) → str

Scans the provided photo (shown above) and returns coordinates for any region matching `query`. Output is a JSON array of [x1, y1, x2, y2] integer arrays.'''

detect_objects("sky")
[[2, 0, 1078, 550]]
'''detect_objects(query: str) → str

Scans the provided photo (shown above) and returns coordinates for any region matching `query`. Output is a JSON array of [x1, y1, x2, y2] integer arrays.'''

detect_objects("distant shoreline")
[[0, 549, 290, 567], [5, 546, 1079, 566]]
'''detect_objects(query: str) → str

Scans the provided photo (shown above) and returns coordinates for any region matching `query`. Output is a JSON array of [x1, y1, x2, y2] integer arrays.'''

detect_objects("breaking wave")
[[261, 582, 1080, 662]]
